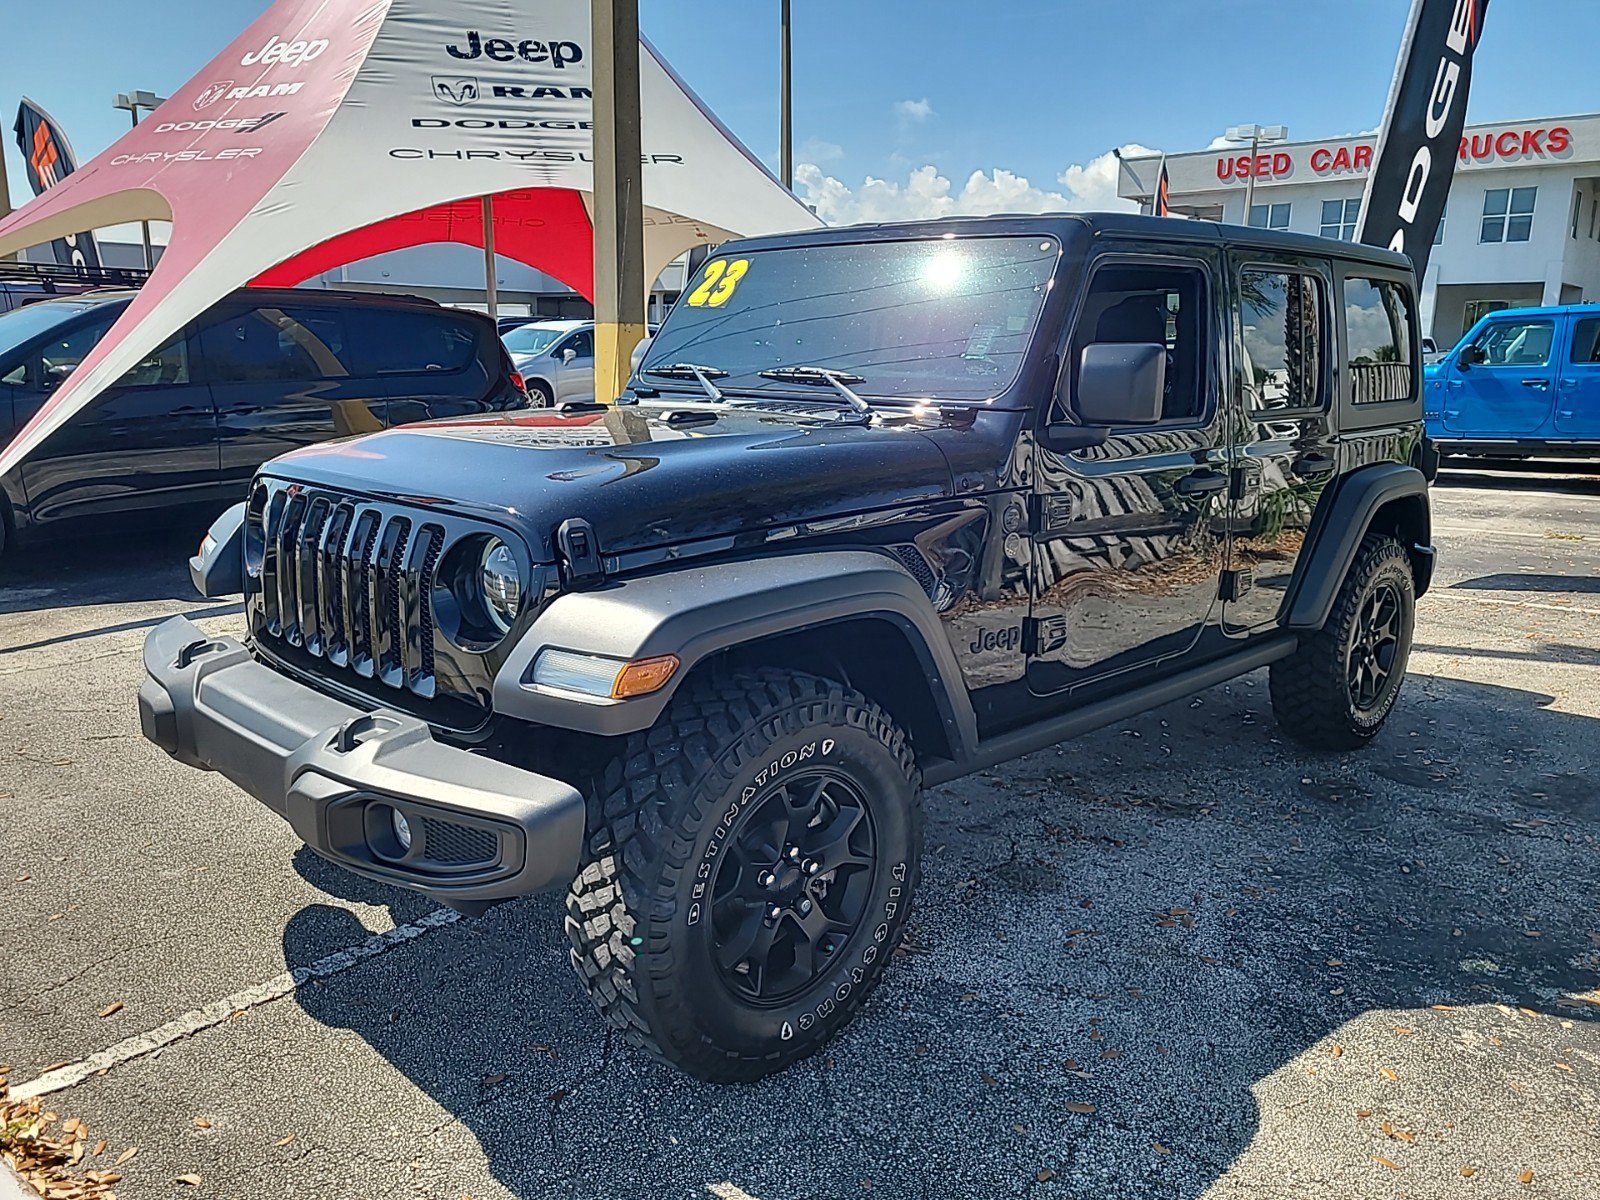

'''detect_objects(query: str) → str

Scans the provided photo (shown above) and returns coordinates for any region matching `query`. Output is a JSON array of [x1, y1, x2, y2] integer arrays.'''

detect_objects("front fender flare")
[[491, 551, 978, 756]]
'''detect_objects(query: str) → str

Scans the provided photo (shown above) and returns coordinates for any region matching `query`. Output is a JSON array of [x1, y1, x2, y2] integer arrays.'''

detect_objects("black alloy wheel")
[[1347, 582, 1404, 712], [709, 770, 877, 1005]]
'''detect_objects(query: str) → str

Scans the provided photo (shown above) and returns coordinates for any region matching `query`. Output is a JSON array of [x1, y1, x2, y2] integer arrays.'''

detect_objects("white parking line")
[[11, 908, 460, 1102]]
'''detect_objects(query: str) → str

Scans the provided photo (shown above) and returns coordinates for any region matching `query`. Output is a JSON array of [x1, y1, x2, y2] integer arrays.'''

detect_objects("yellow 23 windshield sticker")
[[686, 258, 751, 308]]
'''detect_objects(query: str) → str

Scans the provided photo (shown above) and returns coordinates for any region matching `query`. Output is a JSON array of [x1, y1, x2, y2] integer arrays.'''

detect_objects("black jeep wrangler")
[[140, 214, 1434, 1081]]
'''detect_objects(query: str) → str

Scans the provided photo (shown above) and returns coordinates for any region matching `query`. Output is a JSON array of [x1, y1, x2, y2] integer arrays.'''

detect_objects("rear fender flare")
[[491, 550, 979, 756], [1287, 462, 1431, 630]]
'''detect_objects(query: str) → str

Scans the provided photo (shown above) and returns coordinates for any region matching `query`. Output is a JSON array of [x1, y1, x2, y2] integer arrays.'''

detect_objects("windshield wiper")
[[757, 366, 872, 415], [642, 362, 727, 402]]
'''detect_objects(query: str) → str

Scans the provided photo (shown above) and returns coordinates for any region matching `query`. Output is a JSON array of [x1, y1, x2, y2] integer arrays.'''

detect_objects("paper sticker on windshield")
[[962, 325, 1000, 360], [686, 258, 750, 308]]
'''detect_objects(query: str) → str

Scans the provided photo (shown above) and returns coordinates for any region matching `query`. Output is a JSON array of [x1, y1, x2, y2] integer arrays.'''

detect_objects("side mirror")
[[1076, 341, 1167, 426], [561, 348, 578, 365], [1459, 344, 1485, 368]]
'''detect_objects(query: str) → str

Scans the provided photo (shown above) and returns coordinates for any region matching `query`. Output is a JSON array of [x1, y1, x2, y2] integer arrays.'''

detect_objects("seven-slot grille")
[[250, 482, 448, 701]]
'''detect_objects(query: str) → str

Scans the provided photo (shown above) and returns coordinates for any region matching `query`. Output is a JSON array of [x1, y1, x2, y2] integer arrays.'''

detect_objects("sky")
[[1, 0, 1595, 237]]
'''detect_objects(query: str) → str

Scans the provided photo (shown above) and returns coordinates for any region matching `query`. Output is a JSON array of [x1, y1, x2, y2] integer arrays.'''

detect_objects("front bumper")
[[138, 616, 585, 910]]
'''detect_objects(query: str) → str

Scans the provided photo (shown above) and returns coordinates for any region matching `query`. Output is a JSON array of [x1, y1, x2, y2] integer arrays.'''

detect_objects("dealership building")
[[1118, 113, 1600, 344]]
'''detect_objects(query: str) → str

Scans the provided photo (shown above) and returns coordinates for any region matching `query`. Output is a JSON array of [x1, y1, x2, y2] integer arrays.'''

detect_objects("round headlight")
[[479, 540, 523, 634]]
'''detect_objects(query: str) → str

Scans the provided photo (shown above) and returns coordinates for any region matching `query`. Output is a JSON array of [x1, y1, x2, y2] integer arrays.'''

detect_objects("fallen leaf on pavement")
[[1460, 1166, 1477, 1178], [1520, 1169, 1535, 1184], [1151, 1141, 1172, 1154], [1374, 1156, 1402, 1170], [1065, 1102, 1096, 1114], [193, 1117, 212, 1129], [1554, 1062, 1573, 1072], [481, 1073, 507, 1086], [95, 1003, 123, 1019], [176, 1173, 203, 1186], [1356, 1109, 1373, 1119], [1393, 1026, 1414, 1036], [1379, 1067, 1398, 1081], [980, 1071, 999, 1088], [1036, 1168, 1055, 1182], [274, 1134, 296, 1148], [115, 1147, 138, 1165], [91, 1139, 107, 1156], [1329, 1043, 1343, 1058]]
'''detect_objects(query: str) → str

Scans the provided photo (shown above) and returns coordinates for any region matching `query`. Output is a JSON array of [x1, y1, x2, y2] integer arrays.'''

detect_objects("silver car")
[[502, 319, 594, 405]]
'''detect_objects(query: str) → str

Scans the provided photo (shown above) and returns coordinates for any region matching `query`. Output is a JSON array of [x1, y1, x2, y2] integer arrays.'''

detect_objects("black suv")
[[140, 214, 1433, 1081], [0, 288, 526, 554]]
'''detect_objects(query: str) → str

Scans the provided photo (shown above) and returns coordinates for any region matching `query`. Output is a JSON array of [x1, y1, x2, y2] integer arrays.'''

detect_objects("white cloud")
[[793, 144, 1160, 226], [893, 98, 935, 123], [796, 137, 844, 164]]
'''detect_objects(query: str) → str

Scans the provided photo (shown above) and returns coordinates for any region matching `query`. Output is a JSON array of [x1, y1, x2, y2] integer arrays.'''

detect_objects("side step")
[[921, 636, 1297, 786]]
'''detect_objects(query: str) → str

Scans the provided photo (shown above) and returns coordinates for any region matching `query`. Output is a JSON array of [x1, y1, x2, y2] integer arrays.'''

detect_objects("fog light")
[[392, 808, 413, 852]]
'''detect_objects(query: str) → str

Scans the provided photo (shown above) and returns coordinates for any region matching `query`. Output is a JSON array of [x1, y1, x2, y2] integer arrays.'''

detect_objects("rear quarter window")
[[346, 309, 482, 376], [1344, 278, 1415, 404]]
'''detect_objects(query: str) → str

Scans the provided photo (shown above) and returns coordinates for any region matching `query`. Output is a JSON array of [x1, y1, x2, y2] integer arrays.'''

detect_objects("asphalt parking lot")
[[3, 465, 1599, 1200]]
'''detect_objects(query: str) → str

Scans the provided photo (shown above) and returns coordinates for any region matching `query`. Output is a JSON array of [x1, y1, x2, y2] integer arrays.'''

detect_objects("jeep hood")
[[263, 404, 957, 561]]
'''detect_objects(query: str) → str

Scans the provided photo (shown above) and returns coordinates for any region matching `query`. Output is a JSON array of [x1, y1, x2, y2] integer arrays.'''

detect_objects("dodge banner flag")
[[1356, 0, 1490, 278], [13, 98, 102, 270]]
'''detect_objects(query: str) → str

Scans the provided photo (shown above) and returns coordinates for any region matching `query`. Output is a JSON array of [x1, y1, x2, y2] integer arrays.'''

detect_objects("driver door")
[[1028, 249, 1230, 697], [554, 329, 596, 402]]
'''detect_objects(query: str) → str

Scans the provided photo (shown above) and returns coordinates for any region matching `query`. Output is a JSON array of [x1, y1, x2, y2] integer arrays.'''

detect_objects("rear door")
[[204, 301, 387, 489], [1222, 254, 1337, 633], [1555, 314, 1600, 439], [11, 313, 221, 521], [1442, 313, 1560, 439], [346, 305, 500, 427]]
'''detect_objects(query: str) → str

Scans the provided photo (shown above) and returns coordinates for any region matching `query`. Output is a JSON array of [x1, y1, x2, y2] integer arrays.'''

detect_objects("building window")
[[1434, 206, 1447, 247], [1320, 198, 1361, 241], [1480, 187, 1536, 243], [1344, 278, 1415, 404], [1573, 192, 1584, 240], [1249, 202, 1291, 231], [1239, 269, 1325, 413]]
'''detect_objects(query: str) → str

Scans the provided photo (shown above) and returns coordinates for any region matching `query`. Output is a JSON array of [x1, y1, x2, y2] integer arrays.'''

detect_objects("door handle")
[[1521, 379, 1549, 389], [1292, 452, 1336, 477], [1174, 469, 1228, 497]]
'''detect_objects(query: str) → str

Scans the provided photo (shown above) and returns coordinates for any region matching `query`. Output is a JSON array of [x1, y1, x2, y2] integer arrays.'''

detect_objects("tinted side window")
[[201, 307, 351, 383], [1344, 278, 1415, 404], [1473, 319, 1554, 367], [1570, 317, 1600, 364], [1060, 263, 1208, 424], [38, 318, 112, 386], [346, 309, 481, 376], [563, 329, 594, 359], [1240, 270, 1324, 413]]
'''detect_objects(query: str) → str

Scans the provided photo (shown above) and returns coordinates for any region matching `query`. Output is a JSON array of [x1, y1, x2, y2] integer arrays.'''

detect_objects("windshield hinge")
[[556, 517, 605, 586]]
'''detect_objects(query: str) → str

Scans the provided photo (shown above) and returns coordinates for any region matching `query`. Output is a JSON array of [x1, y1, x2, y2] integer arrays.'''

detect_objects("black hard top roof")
[[11, 286, 447, 313], [729, 211, 1414, 273]]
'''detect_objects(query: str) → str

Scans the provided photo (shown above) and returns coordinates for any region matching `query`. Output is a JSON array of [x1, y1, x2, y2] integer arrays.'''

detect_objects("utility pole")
[[780, 0, 793, 189], [481, 195, 499, 322], [592, 0, 647, 405]]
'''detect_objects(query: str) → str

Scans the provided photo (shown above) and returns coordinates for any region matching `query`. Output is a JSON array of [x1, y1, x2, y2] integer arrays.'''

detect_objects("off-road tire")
[[1270, 533, 1415, 750], [565, 669, 923, 1081]]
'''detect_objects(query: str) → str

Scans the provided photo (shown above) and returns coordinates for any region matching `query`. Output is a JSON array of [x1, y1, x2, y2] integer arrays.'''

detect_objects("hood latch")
[[556, 517, 605, 586]]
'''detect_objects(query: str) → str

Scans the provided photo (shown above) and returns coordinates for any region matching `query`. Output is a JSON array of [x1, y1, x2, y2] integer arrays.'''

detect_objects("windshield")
[[503, 325, 573, 356], [0, 301, 99, 356], [642, 236, 1058, 403]]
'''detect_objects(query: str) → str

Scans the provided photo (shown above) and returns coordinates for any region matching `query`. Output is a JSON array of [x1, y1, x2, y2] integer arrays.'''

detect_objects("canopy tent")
[[0, 0, 820, 480]]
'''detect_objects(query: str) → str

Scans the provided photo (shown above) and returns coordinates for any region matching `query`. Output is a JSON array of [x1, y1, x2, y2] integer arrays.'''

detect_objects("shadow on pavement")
[[1449, 572, 1600, 595], [0, 512, 214, 614], [283, 674, 1599, 1200], [1435, 465, 1600, 497]]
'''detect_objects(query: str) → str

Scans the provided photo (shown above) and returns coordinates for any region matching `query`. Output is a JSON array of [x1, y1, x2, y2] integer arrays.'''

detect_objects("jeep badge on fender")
[[141, 213, 1433, 1082]]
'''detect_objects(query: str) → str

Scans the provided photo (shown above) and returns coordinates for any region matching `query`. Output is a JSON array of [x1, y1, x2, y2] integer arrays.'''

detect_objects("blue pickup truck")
[[1425, 304, 1600, 459]]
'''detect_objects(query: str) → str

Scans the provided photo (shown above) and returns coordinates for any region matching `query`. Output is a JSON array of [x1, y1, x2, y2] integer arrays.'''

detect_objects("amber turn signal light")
[[612, 654, 681, 699]]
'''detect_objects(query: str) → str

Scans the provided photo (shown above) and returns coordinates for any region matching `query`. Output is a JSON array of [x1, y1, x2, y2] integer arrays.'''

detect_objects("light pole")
[[1224, 123, 1288, 227], [780, 0, 793, 189], [113, 90, 167, 268]]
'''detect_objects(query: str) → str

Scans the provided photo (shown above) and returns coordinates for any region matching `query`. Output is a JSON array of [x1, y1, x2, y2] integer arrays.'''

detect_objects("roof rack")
[[0, 261, 152, 290]]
